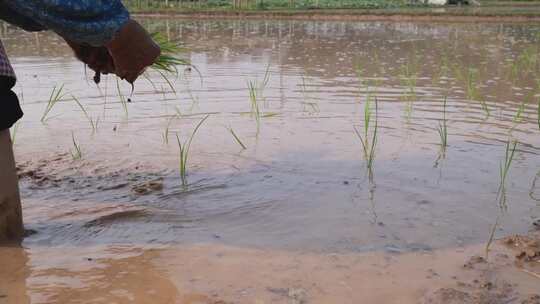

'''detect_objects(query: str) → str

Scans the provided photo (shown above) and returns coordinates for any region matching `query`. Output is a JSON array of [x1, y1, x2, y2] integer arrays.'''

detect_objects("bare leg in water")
[[0, 129, 23, 243]]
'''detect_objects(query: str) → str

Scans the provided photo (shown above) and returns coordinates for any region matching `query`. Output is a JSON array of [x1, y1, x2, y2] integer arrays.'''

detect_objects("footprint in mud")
[[424, 288, 473, 304], [503, 234, 540, 263], [423, 279, 516, 304], [82, 209, 149, 228], [267, 287, 308, 304], [533, 219, 540, 230], [522, 295, 540, 304], [132, 179, 164, 195]]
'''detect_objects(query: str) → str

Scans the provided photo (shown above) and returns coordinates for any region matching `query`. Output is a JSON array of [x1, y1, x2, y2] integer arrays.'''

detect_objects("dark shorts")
[[0, 76, 22, 131]]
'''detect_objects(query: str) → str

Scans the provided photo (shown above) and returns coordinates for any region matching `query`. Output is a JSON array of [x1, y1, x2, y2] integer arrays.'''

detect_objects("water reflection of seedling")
[[41, 84, 66, 123], [227, 126, 247, 150], [465, 68, 478, 98], [458, 67, 489, 117], [436, 52, 450, 82], [72, 95, 99, 133], [530, 171, 540, 202], [537, 97, 540, 130], [479, 99, 490, 118], [354, 96, 378, 180], [186, 84, 199, 109], [300, 75, 319, 113], [513, 100, 527, 123], [116, 78, 129, 118], [354, 63, 367, 88], [497, 139, 518, 211], [437, 96, 448, 152], [176, 115, 209, 186], [508, 60, 520, 84], [517, 46, 538, 77], [70, 132, 82, 160], [162, 114, 180, 145], [400, 62, 418, 119]]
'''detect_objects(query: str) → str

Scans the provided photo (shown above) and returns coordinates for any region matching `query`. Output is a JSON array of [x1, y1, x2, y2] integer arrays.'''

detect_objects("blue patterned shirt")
[[1, 0, 129, 47], [0, 0, 129, 78]]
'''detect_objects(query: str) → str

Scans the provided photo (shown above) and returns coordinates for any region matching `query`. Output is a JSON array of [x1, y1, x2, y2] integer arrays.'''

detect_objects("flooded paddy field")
[[1, 19, 540, 303]]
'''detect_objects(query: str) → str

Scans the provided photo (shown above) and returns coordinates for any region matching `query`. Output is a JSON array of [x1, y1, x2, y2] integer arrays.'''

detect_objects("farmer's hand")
[[65, 40, 115, 75], [106, 19, 161, 83]]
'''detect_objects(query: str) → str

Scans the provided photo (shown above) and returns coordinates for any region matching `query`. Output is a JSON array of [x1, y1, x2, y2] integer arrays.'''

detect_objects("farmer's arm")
[[3, 0, 159, 82], [0, 5, 44, 32], [2, 0, 128, 46]]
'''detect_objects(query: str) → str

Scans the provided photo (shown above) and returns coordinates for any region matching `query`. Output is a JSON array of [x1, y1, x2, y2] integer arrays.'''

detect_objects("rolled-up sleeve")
[[3, 0, 129, 46]]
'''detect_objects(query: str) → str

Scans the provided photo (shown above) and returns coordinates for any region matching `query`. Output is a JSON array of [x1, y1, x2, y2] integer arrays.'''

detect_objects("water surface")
[[3, 19, 539, 254]]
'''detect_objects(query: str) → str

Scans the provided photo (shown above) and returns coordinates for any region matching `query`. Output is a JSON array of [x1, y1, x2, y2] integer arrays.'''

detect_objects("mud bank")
[[1, 231, 539, 303]]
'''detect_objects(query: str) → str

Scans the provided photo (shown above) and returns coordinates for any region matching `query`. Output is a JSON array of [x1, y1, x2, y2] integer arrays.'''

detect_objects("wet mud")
[[1, 231, 540, 303]]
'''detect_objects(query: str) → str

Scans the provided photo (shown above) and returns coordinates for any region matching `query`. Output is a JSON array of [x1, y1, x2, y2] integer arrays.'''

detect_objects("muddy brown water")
[[1, 19, 540, 303]]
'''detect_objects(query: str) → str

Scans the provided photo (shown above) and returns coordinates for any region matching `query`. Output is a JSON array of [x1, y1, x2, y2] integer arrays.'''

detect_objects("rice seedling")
[[71, 95, 98, 133], [175, 115, 209, 186], [227, 126, 247, 150], [260, 63, 271, 104], [70, 131, 82, 160], [247, 80, 261, 134], [150, 32, 191, 76], [497, 139, 518, 211], [353, 96, 379, 180], [485, 214, 501, 259], [486, 139, 518, 258], [41, 84, 66, 123], [437, 96, 448, 151], [148, 32, 201, 93], [245, 63, 272, 118]]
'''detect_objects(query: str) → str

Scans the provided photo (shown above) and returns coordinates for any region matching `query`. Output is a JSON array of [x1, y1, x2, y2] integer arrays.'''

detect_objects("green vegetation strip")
[[124, 0, 540, 18]]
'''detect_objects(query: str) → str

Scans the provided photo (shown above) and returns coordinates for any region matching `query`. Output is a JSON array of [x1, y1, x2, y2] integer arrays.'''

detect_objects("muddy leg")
[[0, 129, 23, 243]]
